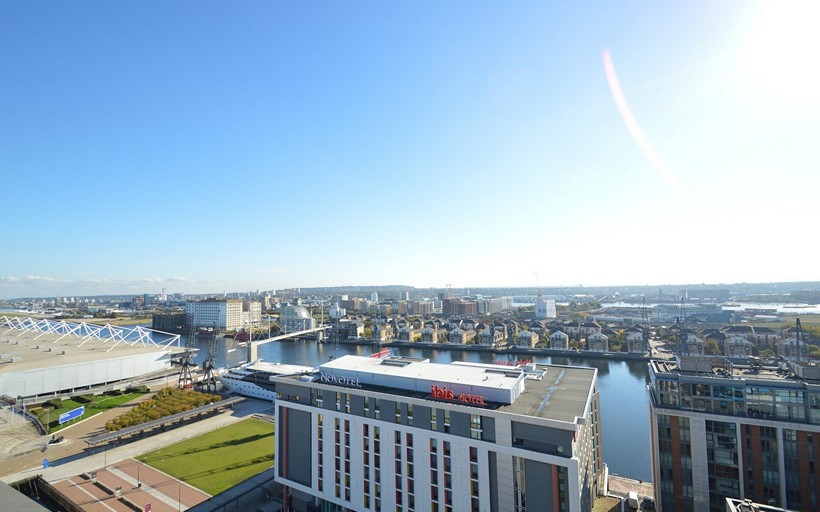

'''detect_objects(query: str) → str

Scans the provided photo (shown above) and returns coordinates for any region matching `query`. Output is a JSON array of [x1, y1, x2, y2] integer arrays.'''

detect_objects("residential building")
[[449, 328, 476, 345], [398, 326, 415, 342], [648, 356, 820, 512], [372, 323, 393, 342], [420, 327, 442, 344], [412, 301, 434, 316], [550, 331, 570, 350], [280, 305, 316, 334], [273, 355, 606, 512], [724, 336, 753, 357], [515, 329, 539, 349], [185, 299, 244, 330], [776, 337, 808, 361], [477, 327, 505, 347], [587, 332, 608, 352], [625, 331, 644, 354]]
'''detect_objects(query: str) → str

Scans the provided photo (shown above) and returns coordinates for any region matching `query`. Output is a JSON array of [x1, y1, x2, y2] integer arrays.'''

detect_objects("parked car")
[[627, 491, 639, 509], [641, 496, 655, 510]]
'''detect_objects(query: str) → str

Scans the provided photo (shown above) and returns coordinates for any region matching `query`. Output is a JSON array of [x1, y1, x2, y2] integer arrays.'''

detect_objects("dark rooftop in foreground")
[[499, 364, 596, 423]]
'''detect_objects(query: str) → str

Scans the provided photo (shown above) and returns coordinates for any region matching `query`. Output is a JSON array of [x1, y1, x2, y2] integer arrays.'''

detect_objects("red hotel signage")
[[431, 385, 487, 405]]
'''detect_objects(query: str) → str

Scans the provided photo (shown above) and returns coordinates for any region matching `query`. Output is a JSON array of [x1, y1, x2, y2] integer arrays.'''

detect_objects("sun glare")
[[740, 1, 820, 105]]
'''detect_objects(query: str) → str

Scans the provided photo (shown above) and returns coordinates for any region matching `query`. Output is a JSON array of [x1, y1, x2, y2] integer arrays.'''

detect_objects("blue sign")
[[43, 458, 49, 468], [59, 406, 85, 425]]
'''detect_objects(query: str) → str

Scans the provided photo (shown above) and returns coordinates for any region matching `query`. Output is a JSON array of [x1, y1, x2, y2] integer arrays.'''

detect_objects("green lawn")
[[137, 418, 275, 495], [33, 391, 147, 433]]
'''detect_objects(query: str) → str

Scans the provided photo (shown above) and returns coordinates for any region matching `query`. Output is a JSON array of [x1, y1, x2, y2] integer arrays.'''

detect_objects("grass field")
[[137, 418, 275, 495], [33, 391, 147, 433]]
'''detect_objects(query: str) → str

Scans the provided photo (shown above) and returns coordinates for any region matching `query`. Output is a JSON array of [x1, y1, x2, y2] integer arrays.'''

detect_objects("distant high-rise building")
[[370, 291, 379, 303]]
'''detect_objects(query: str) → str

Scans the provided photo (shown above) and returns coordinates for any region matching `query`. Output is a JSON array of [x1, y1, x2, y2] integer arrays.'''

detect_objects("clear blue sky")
[[2, 1, 818, 299]]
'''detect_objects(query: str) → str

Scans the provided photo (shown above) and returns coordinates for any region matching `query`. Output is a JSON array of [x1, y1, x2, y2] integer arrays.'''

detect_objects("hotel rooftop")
[[312, 355, 597, 424]]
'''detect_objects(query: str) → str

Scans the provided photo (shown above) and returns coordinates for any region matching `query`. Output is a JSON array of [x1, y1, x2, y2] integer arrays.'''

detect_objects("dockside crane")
[[676, 297, 689, 355], [178, 325, 195, 389], [200, 332, 218, 393]]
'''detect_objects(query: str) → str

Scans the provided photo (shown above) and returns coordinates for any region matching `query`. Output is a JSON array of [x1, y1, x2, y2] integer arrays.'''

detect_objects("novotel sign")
[[431, 385, 487, 406], [319, 372, 362, 387]]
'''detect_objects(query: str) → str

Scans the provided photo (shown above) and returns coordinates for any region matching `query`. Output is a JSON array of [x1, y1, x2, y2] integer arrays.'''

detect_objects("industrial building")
[[0, 316, 182, 400], [648, 356, 820, 512], [273, 355, 606, 512]]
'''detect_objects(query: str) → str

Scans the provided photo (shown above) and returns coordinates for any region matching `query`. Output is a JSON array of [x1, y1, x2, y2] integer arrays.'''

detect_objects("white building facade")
[[274, 356, 606, 512], [280, 305, 317, 334], [185, 299, 244, 330]]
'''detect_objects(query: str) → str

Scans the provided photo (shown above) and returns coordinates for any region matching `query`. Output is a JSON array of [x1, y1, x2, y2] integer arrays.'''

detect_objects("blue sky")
[[1, 1, 818, 299]]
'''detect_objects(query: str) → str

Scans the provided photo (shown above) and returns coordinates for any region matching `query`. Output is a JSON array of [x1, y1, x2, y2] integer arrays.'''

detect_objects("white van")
[[627, 491, 639, 509]]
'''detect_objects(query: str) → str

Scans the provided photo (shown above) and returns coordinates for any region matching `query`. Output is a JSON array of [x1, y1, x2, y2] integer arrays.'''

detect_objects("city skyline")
[[2, 2, 819, 299]]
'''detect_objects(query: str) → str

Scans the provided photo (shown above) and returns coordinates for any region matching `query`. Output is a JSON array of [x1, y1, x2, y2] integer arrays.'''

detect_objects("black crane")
[[200, 332, 219, 393], [177, 325, 196, 389]]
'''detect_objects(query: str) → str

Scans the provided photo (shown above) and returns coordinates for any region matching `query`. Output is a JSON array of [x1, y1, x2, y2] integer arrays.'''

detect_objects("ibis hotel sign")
[[319, 371, 362, 388], [431, 385, 487, 406]]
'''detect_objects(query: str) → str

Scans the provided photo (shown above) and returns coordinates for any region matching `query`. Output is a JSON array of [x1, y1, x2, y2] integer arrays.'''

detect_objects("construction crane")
[[200, 332, 218, 393], [641, 297, 651, 354], [178, 325, 196, 389], [676, 297, 689, 355], [796, 318, 806, 362]]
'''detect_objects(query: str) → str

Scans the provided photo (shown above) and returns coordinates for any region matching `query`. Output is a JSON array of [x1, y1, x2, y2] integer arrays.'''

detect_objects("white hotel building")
[[273, 355, 606, 512]]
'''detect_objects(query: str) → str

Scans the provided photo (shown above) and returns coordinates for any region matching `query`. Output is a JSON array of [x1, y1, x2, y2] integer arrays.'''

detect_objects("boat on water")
[[218, 360, 316, 401]]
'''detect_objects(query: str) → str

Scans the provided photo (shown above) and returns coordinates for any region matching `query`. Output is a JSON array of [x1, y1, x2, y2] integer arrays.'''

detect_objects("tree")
[[704, 339, 721, 355]]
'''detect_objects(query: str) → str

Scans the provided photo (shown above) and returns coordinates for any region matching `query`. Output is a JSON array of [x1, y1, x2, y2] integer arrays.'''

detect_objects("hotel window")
[[345, 393, 351, 414], [444, 409, 450, 433], [470, 414, 483, 440], [431, 408, 438, 430], [396, 403, 402, 423], [336, 392, 341, 412], [317, 414, 324, 492]]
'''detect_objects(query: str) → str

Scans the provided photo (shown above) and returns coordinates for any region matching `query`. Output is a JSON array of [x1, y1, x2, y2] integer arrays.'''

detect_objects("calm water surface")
[[189, 337, 653, 482]]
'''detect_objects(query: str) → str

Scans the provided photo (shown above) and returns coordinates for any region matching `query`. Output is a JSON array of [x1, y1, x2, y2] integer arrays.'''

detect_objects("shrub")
[[105, 388, 221, 431]]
